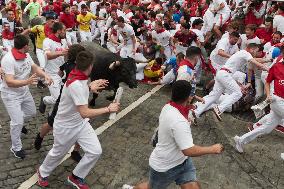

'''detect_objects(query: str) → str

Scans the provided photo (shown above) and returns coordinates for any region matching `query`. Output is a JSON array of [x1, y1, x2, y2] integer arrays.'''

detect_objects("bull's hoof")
[[89, 99, 96, 107], [106, 95, 115, 101]]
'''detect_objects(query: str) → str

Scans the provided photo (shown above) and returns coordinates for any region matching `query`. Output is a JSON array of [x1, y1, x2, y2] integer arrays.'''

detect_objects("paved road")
[[0, 80, 283, 189]]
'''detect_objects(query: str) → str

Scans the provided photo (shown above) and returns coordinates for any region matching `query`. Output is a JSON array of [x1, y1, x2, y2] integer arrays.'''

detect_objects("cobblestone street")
[[0, 82, 283, 189]]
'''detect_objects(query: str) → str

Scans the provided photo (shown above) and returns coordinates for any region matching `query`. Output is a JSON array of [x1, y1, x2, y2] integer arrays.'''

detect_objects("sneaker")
[[37, 80, 46, 89], [122, 184, 134, 189], [39, 97, 46, 114], [67, 175, 90, 189], [281, 153, 284, 160], [71, 151, 82, 163], [21, 126, 28, 134], [213, 106, 222, 121], [233, 136, 244, 153], [275, 125, 284, 134], [34, 133, 43, 150], [37, 169, 49, 187], [10, 148, 26, 159]]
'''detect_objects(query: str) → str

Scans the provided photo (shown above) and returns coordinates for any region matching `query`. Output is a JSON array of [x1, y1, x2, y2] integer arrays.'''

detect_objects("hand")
[[200, 98, 205, 104], [61, 49, 68, 56], [260, 64, 269, 71], [241, 83, 251, 94], [44, 75, 53, 86], [266, 95, 272, 103], [211, 144, 224, 154], [26, 73, 38, 85], [107, 102, 120, 113], [89, 79, 109, 94], [0, 67, 3, 77], [132, 49, 136, 55]]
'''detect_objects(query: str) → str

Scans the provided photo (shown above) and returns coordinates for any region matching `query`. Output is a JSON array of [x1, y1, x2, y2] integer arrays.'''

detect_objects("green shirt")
[[24, 2, 41, 20]]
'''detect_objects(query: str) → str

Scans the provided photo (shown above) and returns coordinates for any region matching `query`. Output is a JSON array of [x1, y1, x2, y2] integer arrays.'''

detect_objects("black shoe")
[[71, 151, 82, 163], [34, 133, 43, 150], [10, 148, 26, 159], [39, 97, 46, 114], [37, 80, 46, 89], [21, 126, 28, 134]]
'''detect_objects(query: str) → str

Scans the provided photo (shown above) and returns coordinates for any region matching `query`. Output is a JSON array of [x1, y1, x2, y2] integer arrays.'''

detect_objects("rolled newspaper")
[[251, 99, 271, 119], [109, 87, 123, 120]]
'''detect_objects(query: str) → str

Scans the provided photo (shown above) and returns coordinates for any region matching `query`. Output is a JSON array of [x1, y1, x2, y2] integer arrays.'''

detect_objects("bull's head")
[[109, 58, 138, 88]]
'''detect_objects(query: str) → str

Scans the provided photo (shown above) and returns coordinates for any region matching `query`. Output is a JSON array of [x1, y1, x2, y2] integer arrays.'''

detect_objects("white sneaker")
[[122, 184, 134, 189], [281, 153, 284, 160], [233, 136, 244, 153]]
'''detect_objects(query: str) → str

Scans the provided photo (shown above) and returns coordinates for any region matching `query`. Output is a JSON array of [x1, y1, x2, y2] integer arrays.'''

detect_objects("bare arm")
[[4, 74, 37, 88], [31, 64, 53, 85], [21, 28, 31, 35], [182, 144, 223, 157], [77, 102, 119, 119], [265, 81, 272, 101], [45, 49, 68, 60], [217, 49, 231, 58], [249, 58, 269, 71]]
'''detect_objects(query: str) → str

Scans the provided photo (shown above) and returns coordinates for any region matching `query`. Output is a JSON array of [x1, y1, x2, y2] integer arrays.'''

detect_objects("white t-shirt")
[[152, 30, 172, 47], [0, 51, 34, 94], [222, 50, 253, 74], [43, 38, 67, 75], [54, 80, 89, 129], [273, 15, 284, 34], [210, 38, 239, 68], [240, 34, 261, 50], [212, 0, 230, 14], [149, 104, 194, 172], [114, 24, 135, 45], [90, 1, 100, 15], [190, 28, 205, 43]]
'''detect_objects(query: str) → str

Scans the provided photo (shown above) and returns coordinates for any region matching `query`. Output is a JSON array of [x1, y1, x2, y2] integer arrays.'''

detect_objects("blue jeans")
[[149, 158, 197, 189]]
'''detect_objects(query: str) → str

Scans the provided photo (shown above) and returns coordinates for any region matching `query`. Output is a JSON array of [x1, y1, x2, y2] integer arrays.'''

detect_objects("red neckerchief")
[[270, 40, 278, 46], [156, 29, 165, 34], [11, 48, 27, 60], [44, 24, 52, 37], [247, 34, 257, 40], [66, 69, 88, 87], [178, 59, 195, 70], [2, 30, 14, 40], [48, 33, 61, 43], [168, 101, 191, 119]]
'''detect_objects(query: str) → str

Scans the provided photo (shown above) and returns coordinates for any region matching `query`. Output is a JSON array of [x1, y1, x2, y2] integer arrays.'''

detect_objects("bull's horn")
[[109, 62, 116, 70]]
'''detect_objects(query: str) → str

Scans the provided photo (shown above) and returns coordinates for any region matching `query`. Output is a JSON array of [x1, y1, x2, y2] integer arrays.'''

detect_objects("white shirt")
[[149, 104, 194, 172], [54, 80, 89, 129], [152, 30, 172, 47], [0, 51, 34, 94], [210, 38, 239, 67], [43, 38, 67, 75], [222, 50, 253, 74], [114, 24, 135, 45], [90, 1, 100, 15], [240, 34, 261, 50], [190, 28, 205, 46], [212, 0, 230, 14], [273, 15, 284, 34]]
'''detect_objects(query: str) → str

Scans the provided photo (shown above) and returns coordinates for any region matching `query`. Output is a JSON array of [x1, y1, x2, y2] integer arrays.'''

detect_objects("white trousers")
[[66, 31, 78, 45], [1, 91, 36, 151], [39, 122, 102, 178], [136, 63, 148, 80], [107, 42, 119, 53], [43, 74, 62, 105], [175, 45, 187, 55], [195, 70, 243, 117], [80, 31, 92, 42], [120, 44, 135, 58], [239, 95, 284, 144], [36, 48, 46, 69], [160, 69, 176, 85]]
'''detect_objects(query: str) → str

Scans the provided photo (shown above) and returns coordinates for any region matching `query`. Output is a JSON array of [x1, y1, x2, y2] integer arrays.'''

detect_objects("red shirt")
[[174, 30, 197, 46], [59, 13, 76, 29], [255, 28, 273, 44], [266, 59, 284, 99]]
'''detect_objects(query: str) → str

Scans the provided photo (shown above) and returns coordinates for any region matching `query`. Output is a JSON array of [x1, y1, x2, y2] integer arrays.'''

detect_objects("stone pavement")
[[0, 83, 283, 189]]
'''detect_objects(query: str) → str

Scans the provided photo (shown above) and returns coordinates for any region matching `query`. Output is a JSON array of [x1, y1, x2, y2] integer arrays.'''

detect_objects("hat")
[[171, 80, 192, 102]]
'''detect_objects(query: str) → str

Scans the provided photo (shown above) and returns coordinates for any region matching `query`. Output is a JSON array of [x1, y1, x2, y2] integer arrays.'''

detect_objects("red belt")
[[220, 68, 232, 73]]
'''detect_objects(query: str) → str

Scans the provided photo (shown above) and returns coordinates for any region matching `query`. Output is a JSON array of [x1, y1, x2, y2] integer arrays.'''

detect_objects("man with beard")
[[39, 22, 68, 114]]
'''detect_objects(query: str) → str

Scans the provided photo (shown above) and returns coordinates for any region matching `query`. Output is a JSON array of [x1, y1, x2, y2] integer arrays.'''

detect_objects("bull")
[[81, 42, 138, 106]]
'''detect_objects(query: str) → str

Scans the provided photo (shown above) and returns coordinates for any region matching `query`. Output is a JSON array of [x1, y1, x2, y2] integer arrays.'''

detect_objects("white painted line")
[[18, 85, 164, 189]]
